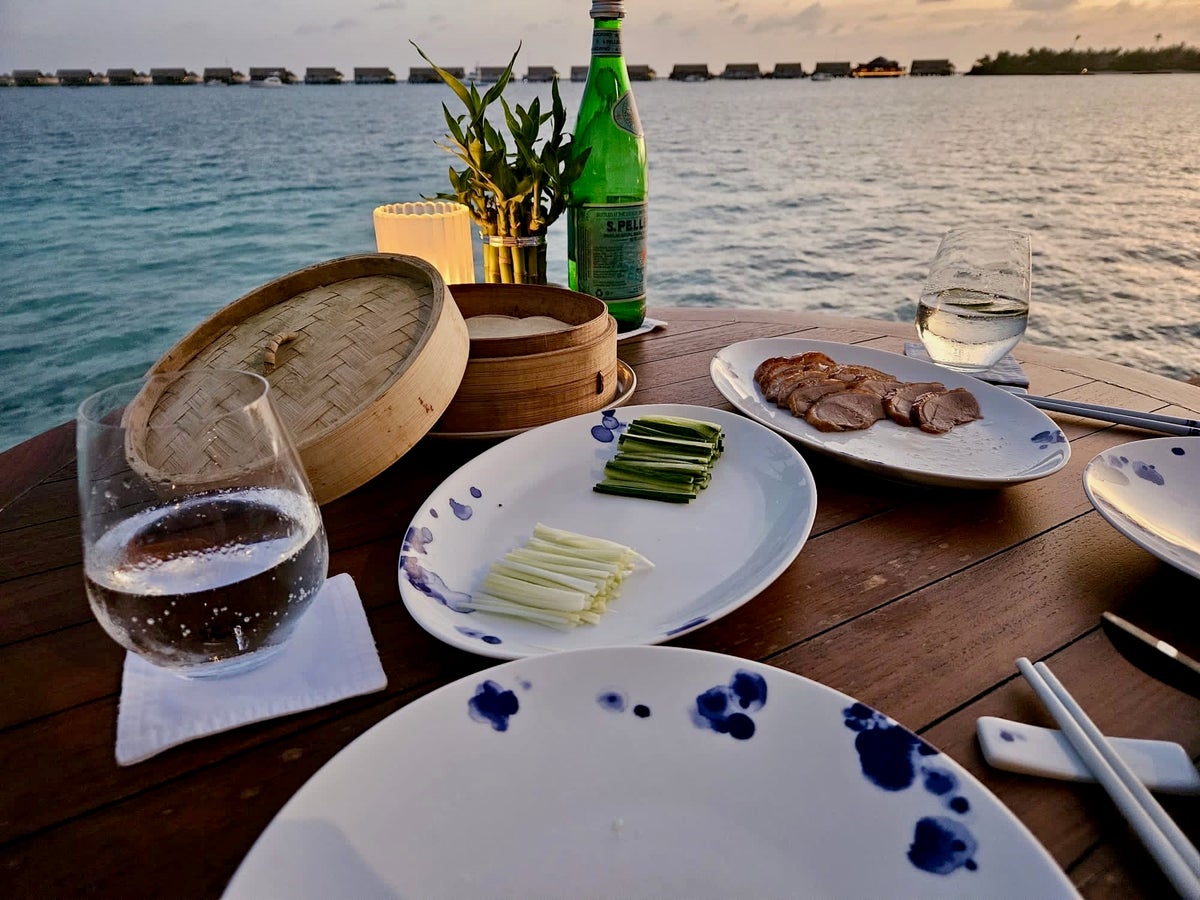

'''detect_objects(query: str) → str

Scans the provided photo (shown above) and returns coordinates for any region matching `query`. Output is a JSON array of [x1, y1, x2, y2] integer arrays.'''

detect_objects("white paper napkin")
[[115, 573, 387, 766], [616, 316, 668, 341]]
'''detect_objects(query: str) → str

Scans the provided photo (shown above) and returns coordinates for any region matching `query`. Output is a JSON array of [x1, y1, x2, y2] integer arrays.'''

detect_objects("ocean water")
[[1, 75, 1198, 452]]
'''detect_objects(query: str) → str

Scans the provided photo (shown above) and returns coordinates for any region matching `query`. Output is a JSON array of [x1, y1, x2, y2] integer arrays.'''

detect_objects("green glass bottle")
[[567, 0, 647, 332]]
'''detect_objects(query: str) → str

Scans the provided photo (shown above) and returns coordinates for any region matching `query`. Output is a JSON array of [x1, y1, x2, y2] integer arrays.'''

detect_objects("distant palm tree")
[[1155, 33, 1163, 46]]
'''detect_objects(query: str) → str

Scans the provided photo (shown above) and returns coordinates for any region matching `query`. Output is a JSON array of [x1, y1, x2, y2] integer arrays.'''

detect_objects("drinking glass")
[[77, 369, 328, 678], [915, 227, 1032, 373]]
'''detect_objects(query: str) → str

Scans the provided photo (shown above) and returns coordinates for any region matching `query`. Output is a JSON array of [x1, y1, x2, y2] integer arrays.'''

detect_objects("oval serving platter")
[[223, 646, 1079, 899], [398, 403, 816, 659], [711, 338, 1070, 489]]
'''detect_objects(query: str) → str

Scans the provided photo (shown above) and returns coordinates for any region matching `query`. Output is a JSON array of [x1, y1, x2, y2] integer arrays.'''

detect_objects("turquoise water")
[[2, 75, 1198, 452]]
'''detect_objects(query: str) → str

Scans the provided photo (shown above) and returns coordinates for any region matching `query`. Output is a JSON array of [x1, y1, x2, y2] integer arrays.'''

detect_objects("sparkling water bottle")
[[568, 0, 647, 332]]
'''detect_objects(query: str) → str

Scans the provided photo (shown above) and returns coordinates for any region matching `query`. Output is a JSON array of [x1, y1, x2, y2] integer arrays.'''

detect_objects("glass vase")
[[483, 234, 548, 285]]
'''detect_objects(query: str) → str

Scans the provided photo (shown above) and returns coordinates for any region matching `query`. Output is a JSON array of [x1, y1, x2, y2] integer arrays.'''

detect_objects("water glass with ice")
[[76, 369, 328, 678], [915, 227, 1032, 373]]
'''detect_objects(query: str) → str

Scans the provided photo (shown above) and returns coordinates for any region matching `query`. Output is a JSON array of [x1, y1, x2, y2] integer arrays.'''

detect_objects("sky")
[[2, 0, 1198, 77]]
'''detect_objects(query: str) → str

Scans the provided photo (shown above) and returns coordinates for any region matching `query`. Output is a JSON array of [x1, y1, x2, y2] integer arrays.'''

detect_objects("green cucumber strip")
[[593, 482, 698, 502]]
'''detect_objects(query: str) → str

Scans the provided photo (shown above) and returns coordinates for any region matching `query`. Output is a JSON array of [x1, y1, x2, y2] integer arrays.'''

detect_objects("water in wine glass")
[[916, 287, 1029, 373], [85, 486, 327, 676]]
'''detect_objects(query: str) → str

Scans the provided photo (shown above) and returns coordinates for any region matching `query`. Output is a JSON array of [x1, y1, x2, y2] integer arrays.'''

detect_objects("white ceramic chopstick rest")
[[977, 716, 1200, 795]]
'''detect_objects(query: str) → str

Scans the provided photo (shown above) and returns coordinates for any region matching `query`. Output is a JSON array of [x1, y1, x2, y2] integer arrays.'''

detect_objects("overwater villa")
[[769, 63, 806, 79], [669, 63, 713, 81], [524, 66, 558, 83], [13, 70, 60, 86], [571, 64, 655, 81], [851, 56, 906, 77], [249, 67, 298, 84], [202, 67, 247, 85], [354, 67, 396, 84], [720, 63, 762, 79], [305, 67, 344, 85], [812, 62, 853, 78], [910, 59, 956, 76], [106, 68, 151, 85], [56, 69, 102, 86], [150, 68, 200, 85], [409, 66, 466, 83]]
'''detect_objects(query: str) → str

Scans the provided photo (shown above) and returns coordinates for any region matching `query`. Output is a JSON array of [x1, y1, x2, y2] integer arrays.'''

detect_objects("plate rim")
[[710, 337, 1071, 489], [429, 359, 637, 441], [1082, 435, 1200, 579], [223, 644, 1078, 899], [399, 402, 818, 659]]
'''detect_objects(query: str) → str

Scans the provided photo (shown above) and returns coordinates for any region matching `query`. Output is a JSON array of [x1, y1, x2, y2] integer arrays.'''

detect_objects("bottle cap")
[[590, 0, 625, 18]]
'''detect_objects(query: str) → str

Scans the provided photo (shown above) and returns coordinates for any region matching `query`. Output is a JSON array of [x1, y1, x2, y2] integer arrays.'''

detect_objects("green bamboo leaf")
[[411, 41, 475, 110]]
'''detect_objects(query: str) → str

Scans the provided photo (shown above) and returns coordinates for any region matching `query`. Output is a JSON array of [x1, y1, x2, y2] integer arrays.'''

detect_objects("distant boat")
[[251, 73, 285, 88]]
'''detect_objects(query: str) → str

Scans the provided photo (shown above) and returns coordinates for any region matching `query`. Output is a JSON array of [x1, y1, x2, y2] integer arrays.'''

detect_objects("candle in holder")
[[373, 201, 476, 284]]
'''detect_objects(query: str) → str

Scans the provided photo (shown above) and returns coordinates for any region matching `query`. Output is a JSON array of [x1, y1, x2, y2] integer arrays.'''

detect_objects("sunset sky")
[[2, 0, 1198, 75]]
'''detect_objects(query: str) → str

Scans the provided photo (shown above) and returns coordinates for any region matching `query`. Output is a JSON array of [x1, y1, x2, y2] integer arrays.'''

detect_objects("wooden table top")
[[2, 307, 1199, 898]]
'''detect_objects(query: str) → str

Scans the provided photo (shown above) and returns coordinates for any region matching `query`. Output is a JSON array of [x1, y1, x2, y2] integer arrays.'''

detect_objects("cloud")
[[654, 12, 675, 26], [1010, 0, 1077, 9], [748, 3, 826, 34], [371, 1, 405, 9]]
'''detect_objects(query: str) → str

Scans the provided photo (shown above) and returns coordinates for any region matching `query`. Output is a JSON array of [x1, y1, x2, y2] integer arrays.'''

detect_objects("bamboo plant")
[[413, 42, 589, 284]]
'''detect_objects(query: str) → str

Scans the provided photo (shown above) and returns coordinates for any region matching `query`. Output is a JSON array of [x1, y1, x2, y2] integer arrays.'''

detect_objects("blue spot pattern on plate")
[[634, 704, 651, 718], [1032, 429, 1067, 450], [598, 691, 627, 713], [449, 498, 473, 519], [909, 817, 979, 875], [470, 486, 483, 498], [665, 616, 709, 637], [692, 671, 768, 741], [590, 409, 626, 443], [1132, 461, 1165, 485], [401, 526, 473, 612], [1172, 446, 1186, 456], [455, 626, 502, 645], [843, 703, 977, 876], [999, 729, 1024, 743], [468, 680, 520, 732]]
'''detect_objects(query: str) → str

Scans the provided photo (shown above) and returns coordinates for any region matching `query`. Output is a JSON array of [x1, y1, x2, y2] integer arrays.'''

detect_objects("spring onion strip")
[[459, 524, 653, 629], [594, 414, 726, 503]]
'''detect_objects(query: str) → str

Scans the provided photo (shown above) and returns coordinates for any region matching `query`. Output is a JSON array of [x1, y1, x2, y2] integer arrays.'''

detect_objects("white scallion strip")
[[460, 524, 653, 629]]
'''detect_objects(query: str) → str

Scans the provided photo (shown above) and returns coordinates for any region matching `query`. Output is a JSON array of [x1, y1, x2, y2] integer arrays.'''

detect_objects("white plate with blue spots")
[[710, 338, 1071, 489], [397, 403, 817, 659], [223, 646, 1079, 899], [1083, 436, 1200, 579]]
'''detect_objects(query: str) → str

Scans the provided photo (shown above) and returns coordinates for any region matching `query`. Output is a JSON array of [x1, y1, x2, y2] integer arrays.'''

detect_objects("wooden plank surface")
[[2, 307, 1198, 899]]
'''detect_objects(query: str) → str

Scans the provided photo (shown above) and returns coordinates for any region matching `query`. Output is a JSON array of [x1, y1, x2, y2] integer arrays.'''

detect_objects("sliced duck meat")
[[848, 377, 902, 398], [754, 356, 797, 386], [883, 381, 946, 426], [786, 378, 851, 416], [913, 387, 984, 434], [828, 364, 895, 383], [804, 389, 887, 432], [771, 369, 841, 405]]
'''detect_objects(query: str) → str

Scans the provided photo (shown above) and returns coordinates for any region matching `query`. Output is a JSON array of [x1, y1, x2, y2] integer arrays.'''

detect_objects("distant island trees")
[[969, 43, 1200, 75]]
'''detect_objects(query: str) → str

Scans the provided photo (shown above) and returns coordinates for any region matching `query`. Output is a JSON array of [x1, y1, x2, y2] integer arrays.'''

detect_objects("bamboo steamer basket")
[[434, 283, 620, 435], [146, 253, 469, 504]]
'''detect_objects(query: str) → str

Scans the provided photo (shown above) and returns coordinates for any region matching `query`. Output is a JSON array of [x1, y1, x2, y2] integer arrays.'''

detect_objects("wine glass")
[[76, 368, 328, 678], [915, 227, 1032, 373]]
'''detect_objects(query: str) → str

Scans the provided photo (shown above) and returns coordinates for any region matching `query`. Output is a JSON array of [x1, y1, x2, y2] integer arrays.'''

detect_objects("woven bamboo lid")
[[148, 253, 469, 504]]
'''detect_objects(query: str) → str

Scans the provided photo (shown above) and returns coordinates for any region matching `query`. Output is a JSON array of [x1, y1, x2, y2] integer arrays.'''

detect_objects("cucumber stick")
[[594, 415, 725, 502]]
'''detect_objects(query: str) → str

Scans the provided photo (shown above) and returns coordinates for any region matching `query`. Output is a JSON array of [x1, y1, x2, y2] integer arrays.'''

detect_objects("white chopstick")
[[1017, 658, 1200, 898], [1017, 395, 1200, 437]]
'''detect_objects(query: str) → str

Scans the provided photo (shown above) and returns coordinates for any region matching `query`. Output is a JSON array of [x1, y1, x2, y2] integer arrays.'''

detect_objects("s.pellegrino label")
[[572, 202, 647, 301]]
